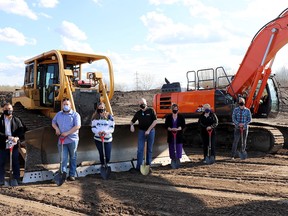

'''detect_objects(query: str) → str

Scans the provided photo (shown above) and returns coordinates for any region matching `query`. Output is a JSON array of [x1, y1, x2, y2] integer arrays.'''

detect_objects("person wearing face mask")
[[0, 103, 25, 186], [52, 98, 81, 182], [130, 98, 157, 173], [91, 102, 115, 167], [164, 103, 186, 167], [198, 103, 218, 163], [231, 97, 252, 160]]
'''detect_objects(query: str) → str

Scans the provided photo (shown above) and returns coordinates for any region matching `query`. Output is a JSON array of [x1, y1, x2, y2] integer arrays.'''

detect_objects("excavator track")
[[183, 121, 285, 154]]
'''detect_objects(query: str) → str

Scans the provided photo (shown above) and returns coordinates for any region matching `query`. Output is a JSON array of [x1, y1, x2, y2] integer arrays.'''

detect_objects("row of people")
[[0, 96, 252, 185]]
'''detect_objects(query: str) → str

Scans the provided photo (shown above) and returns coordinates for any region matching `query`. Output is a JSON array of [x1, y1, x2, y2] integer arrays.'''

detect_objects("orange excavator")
[[153, 8, 288, 152]]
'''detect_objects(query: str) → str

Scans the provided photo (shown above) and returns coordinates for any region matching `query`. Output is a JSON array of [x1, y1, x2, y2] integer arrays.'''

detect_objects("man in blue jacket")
[[231, 98, 252, 159]]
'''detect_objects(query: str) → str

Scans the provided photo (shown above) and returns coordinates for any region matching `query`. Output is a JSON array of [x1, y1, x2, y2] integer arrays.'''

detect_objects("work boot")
[[67, 176, 75, 181]]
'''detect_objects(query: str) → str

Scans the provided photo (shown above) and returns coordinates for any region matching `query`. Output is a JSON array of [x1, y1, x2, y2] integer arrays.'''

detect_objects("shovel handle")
[[239, 126, 244, 133], [207, 129, 213, 136], [100, 133, 105, 142], [171, 130, 177, 136], [59, 136, 66, 144]]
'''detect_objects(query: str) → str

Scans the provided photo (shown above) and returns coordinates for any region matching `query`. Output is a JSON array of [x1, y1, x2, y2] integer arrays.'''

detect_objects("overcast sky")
[[0, 0, 288, 90]]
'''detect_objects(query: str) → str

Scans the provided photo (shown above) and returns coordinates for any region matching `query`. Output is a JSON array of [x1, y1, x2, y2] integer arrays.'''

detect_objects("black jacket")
[[198, 112, 218, 135], [164, 113, 186, 144], [0, 114, 25, 150]]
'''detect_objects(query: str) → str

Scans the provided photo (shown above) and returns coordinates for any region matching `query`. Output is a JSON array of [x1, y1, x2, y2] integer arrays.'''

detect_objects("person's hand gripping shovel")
[[205, 129, 215, 165], [140, 135, 150, 175], [171, 130, 180, 169], [100, 133, 111, 180], [54, 136, 67, 186], [5, 139, 18, 186], [238, 126, 248, 160]]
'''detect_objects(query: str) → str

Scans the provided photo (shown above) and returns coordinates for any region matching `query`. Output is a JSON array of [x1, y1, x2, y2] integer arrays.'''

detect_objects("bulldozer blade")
[[22, 122, 190, 182]]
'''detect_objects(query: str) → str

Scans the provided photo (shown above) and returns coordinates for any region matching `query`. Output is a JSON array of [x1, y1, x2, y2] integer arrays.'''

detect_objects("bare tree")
[[276, 66, 288, 87], [138, 73, 155, 90]]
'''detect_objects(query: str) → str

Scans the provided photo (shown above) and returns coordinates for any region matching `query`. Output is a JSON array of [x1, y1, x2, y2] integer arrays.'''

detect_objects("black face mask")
[[172, 110, 178, 114], [239, 102, 244, 106], [97, 109, 104, 114], [140, 104, 146, 109], [3, 110, 13, 116]]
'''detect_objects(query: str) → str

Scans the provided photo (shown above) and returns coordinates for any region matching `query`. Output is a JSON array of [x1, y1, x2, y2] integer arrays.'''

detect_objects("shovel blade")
[[238, 151, 248, 160], [10, 179, 18, 186], [100, 166, 111, 180], [54, 171, 67, 186], [171, 159, 181, 169], [140, 164, 150, 175], [205, 156, 215, 165], [171, 159, 177, 169]]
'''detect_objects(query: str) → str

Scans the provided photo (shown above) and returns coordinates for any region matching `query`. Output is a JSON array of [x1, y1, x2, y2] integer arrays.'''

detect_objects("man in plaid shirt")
[[231, 97, 252, 159]]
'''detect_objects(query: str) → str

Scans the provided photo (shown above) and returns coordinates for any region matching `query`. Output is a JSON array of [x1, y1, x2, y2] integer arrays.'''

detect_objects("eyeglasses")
[[62, 98, 69, 101]]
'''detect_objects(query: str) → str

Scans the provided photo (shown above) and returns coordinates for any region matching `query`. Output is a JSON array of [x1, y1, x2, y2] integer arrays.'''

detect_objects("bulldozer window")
[[24, 64, 34, 87], [38, 64, 59, 107]]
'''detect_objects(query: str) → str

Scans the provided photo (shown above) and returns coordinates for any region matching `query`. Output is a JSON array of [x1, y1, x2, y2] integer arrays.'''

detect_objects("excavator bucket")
[[22, 122, 190, 183]]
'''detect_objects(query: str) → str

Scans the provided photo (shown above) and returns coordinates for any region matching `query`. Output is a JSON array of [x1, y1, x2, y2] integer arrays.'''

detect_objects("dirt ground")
[[0, 89, 287, 215]]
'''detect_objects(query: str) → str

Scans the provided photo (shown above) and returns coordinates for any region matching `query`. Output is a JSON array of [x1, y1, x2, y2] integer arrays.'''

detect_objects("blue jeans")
[[232, 127, 249, 157], [0, 148, 20, 181], [95, 140, 112, 165], [58, 141, 78, 177], [136, 129, 155, 170]]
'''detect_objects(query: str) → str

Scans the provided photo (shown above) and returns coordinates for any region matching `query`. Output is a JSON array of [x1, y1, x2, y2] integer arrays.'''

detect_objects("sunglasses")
[[62, 98, 70, 101]]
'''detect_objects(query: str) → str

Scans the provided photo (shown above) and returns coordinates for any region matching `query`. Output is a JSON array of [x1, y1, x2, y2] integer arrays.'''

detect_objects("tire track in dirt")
[[0, 193, 86, 216], [112, 180, 288, 203]]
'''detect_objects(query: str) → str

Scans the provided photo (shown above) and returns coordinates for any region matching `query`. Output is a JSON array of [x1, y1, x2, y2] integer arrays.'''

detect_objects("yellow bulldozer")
[[12, 50, 189, 183]]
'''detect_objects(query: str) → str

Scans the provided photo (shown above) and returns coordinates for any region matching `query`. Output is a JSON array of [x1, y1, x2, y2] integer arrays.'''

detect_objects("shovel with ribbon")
[[5, 139, 18, 186], [171, 131, 180, 169], [140, 135, 150, 175], [54, 136, 67, 186], [100, 133, 111, 180], [238, 126, 248, 160], [205, 129, 215, 165]]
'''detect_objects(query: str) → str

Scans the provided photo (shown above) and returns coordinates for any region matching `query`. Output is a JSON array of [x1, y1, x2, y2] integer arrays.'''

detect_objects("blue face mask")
[[63, 105, 71, 112], [204, 109, 210, 113]]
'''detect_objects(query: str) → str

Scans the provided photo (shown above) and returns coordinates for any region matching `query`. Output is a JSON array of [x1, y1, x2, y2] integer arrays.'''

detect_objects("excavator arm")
[[227, 8, 288, 113]]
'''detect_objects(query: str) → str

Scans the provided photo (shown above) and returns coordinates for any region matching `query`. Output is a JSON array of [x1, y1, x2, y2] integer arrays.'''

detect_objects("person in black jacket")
[[165, 104, 186, 166], [0, 103, 25, 186], [198, 103, 218, 163]]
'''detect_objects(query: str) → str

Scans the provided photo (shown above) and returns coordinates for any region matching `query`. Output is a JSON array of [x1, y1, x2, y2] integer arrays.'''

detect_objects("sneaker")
[[67, 176, 75, 181], [0, 181, 4, 186], [231, 157, 235, 160], [203, 159, 207, 164]]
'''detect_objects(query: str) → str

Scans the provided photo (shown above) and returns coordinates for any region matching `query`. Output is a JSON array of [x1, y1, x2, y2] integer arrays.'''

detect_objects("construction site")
[[0, 88, 287, 215], [1, 8, 288, 216]]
